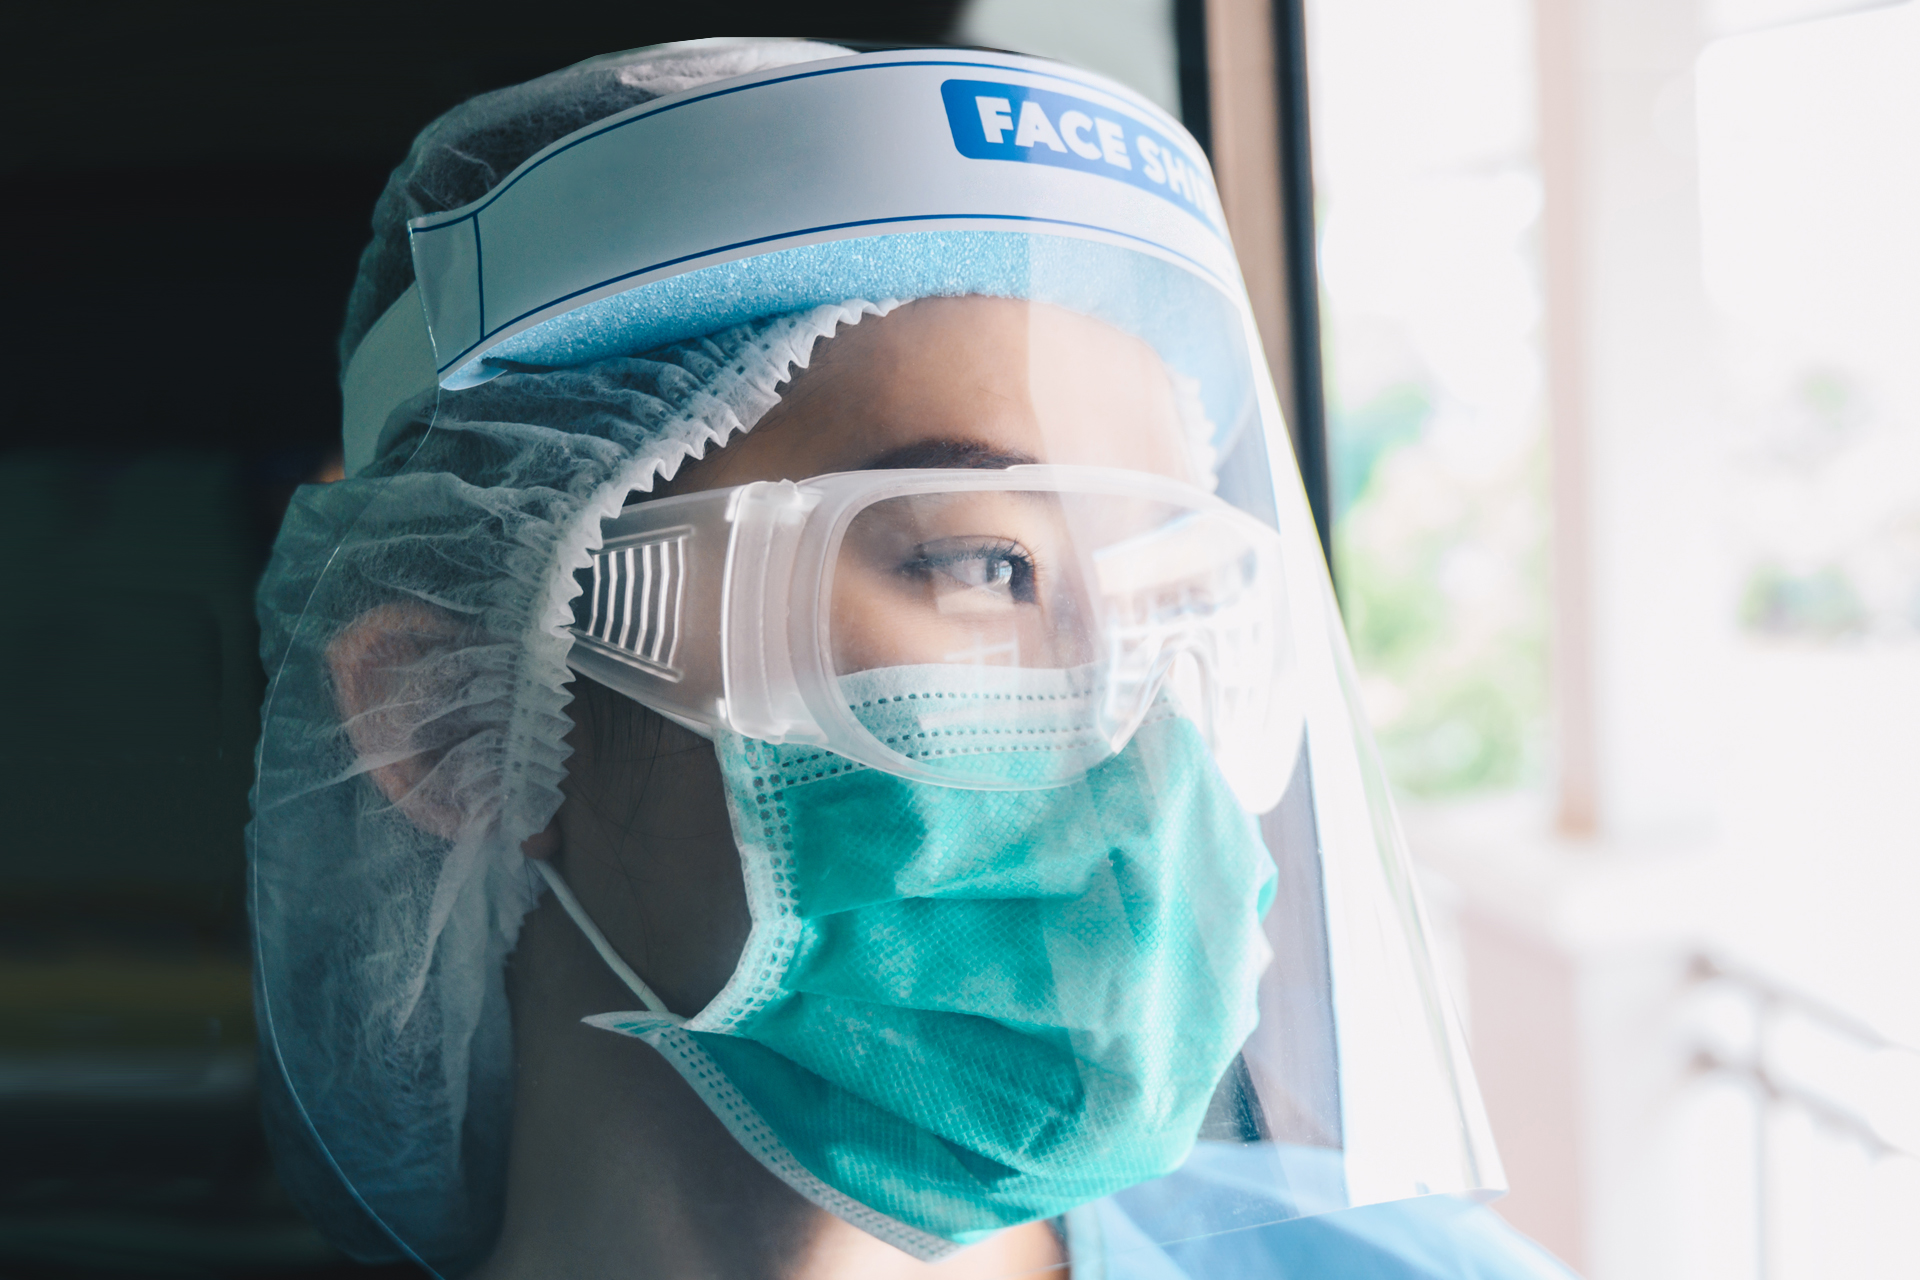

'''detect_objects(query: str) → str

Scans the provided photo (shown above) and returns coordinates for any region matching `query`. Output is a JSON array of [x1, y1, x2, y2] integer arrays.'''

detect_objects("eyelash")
[[901, 538, 1039, 603]]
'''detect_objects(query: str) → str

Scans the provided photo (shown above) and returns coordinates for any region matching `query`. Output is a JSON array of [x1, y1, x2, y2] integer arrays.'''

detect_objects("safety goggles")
[[566, 465, 1298, 811]]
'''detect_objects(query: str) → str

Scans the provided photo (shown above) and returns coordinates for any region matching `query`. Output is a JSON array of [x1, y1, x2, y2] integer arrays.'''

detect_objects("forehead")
[[671, 296, 1201, 493]]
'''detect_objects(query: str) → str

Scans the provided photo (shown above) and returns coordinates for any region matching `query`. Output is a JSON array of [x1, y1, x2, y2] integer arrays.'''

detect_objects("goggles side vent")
[[570, 528, 691, 680]]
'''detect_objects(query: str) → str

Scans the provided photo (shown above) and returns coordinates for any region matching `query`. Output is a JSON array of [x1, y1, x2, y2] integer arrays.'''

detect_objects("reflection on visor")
[[1095, 511, 1265, 753]]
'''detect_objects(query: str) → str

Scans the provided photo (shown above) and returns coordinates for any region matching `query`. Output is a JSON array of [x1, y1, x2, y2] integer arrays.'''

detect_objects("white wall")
[[1415, 2, 1920, 1277]]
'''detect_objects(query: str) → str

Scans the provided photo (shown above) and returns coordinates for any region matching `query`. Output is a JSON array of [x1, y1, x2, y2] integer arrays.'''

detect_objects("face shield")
[[251, 41, 1502, 1278]]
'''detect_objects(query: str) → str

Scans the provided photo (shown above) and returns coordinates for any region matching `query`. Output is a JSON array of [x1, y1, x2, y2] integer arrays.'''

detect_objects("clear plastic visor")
[[254, 221, 1502, 1280]]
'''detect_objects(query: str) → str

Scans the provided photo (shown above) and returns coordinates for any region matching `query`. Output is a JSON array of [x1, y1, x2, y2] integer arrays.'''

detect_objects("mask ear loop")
[[532, 859, 687, 1025]]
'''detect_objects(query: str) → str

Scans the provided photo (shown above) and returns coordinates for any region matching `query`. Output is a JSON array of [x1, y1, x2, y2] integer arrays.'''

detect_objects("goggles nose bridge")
[[1095, 534, 1260, 761], [1097, 619, 1225, 757]]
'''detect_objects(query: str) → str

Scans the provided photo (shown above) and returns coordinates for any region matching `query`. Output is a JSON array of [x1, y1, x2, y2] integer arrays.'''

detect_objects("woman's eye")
[[902, 539, 1038, 604], [947, 555, 1013, 589]]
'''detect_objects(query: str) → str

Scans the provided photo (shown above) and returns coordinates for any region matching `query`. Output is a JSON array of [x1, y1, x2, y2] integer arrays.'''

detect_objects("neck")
[[471, 893, 1067, 1280]]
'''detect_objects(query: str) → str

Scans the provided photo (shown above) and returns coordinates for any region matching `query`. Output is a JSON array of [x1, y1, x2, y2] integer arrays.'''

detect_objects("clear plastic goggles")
[[567, 465, 1300, 812]]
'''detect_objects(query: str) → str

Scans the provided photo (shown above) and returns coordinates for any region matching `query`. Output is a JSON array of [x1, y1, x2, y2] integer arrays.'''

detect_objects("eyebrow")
[[856, 438, 1039, 471]]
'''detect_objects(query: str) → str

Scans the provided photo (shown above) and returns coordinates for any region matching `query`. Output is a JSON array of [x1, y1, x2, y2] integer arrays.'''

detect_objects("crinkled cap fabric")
[[255, 298, 890, 1271], [257, 37, 871, 1274], [251, 301, 894, 1274]]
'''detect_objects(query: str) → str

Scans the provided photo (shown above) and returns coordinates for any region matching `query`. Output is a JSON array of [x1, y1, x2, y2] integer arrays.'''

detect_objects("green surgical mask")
[[580, 665, 1278, 1260]]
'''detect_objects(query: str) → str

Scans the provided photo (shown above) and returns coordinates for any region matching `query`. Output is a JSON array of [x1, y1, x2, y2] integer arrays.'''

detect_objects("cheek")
[[828, 571, 960, 672], [558, 709, 753, 1015], [828, 568, 1092, 676]]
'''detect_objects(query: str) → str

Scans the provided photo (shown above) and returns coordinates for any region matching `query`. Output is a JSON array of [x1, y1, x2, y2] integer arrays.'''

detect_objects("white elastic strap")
[[340, 283, 440, 477], [533, 859, 686, 1024]]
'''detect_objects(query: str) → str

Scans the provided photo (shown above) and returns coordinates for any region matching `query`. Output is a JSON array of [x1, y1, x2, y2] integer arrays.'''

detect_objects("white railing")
[[1689, 954, 1918, 1280]]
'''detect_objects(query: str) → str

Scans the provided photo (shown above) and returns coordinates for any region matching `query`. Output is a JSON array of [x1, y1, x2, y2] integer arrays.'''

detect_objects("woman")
[[251, 37, 1572, 1279]]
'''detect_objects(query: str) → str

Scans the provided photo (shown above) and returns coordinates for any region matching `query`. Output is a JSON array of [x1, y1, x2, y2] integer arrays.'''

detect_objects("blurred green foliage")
[[1332, 383, 1430, 521], [1740, 562, 1867, 639], [1331, 385, 1548, 797]]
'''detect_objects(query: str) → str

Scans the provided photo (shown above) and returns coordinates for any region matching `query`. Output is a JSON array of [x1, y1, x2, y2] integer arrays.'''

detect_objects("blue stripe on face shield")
[[939, 80, 1226, 234]]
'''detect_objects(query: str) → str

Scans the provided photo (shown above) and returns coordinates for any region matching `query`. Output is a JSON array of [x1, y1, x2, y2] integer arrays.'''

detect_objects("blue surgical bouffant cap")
[[271, 40, 882, 1274]]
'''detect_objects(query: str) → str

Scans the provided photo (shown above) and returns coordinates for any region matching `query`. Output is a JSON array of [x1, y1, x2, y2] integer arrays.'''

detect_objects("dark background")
[[0, 6, 974, 1278], [0, 5, 1226, 1277]]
